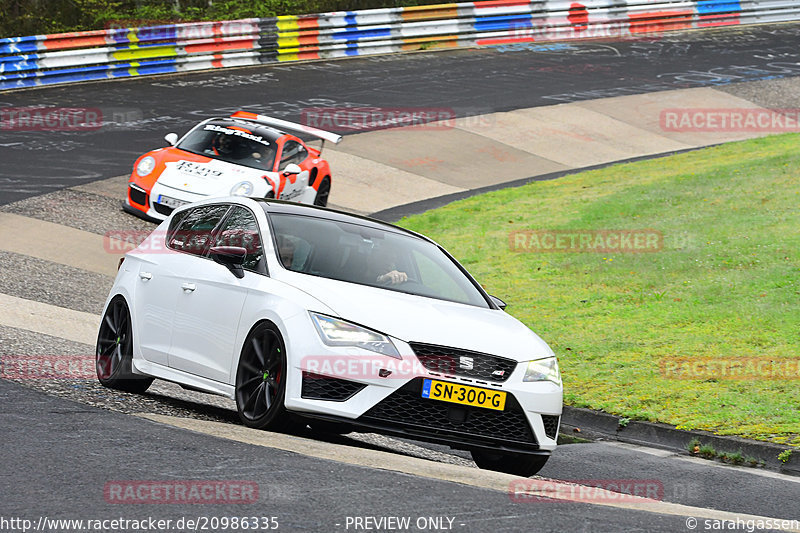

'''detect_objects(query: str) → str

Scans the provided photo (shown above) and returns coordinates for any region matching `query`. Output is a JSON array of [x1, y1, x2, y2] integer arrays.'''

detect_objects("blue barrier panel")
[[330, 27, 393, 40], [697, 0, 742, 14], [0, 55, 40, 74], [473, 14, 536, 32], [0, 36, 44, 55]]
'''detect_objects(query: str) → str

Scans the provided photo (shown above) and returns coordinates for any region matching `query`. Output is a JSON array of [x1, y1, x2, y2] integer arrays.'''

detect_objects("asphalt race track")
[[4, 23, 800, 204], [2, 22, 800, 533]]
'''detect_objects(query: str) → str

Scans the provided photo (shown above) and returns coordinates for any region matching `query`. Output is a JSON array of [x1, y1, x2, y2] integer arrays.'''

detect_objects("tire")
[[235, 322, 292, 431], [95, 297, 153, 393], [313, 176, 330, 207], [471, 449, 549, 477], [265, 191, 275, 199]]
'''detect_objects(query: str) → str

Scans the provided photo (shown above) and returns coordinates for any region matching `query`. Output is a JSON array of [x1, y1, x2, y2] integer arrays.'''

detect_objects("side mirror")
[[283, 163, 301, 176], [164, 133, 179, 146], [210, 246, 247, 279], [490, 295, 507, 310]]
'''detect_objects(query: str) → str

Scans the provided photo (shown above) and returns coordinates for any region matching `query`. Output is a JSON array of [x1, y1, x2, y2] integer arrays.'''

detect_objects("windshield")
[[177, 121, 277, 171], [268, 213, 490, 308]]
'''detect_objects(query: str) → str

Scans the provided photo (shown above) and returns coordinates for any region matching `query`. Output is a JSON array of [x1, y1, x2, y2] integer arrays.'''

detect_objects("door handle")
[[181, 283, 196, 293], [139, 272, 152, 281]]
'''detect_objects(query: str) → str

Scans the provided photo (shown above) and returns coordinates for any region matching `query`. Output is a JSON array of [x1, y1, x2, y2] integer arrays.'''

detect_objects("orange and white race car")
[[124, 111, 342, 222]]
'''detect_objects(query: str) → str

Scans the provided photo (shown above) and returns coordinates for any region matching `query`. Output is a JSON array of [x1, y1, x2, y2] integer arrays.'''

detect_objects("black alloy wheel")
[[235, 322, 291, 430], [95, 297, 153, 393]]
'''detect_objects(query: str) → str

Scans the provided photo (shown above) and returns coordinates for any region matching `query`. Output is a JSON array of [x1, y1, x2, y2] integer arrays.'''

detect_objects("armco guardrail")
[[1, 0, 799, 91]]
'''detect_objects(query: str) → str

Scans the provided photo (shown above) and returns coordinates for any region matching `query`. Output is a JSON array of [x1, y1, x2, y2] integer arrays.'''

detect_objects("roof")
[[256, 199, 433, 243]]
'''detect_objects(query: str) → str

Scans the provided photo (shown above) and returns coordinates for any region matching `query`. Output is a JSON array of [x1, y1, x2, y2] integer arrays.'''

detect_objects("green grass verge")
[[398, 133, 800, 447]]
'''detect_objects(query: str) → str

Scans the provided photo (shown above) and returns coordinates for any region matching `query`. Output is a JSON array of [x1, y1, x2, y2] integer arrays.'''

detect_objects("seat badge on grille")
[[492, 370, 506, 378], [459, 356, 474, 370]]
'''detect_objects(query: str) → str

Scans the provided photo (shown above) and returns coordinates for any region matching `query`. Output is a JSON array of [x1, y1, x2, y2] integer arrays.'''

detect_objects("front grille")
[[129, 185, 147, 206], [542, 415, 560, 440], [360, 378, 536, 445], [153, 202, 174, 216], [409, 342, 517, 383], [301, 372, 366, 401]]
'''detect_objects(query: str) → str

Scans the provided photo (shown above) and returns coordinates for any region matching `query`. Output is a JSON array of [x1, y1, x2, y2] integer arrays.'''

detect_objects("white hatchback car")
[[97, 197, 562, 476]]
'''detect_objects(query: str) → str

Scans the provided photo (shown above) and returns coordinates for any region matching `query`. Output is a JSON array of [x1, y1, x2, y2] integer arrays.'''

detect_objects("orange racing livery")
[[124, 111, 342, 222]]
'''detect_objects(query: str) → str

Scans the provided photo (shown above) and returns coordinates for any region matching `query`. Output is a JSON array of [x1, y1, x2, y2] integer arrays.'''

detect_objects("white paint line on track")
[[0, 292, 99, 346], [137, 413, 800, 531]]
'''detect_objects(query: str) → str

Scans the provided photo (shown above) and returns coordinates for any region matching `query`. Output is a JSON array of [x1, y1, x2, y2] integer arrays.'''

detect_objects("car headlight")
[[310, 312, 400, 359], [136, 156, 156, 177], [230, 181, 254, 196], [523, 357, 561, 385]]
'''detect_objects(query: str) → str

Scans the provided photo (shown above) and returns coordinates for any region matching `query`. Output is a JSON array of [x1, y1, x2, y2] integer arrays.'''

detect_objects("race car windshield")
[[268, 213, 490, 308], [177, 123, 278, 171]]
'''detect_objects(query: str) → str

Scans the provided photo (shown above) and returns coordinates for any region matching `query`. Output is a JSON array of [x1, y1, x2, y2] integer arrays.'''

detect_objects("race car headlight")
[[230, 181, 254, 196], [136, 156, 156, 177], [310, 312, 400, 359], [523, 357, 561, 385]]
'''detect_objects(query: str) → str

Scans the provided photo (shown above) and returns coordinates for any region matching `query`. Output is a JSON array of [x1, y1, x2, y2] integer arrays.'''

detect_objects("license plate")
[[421, 379, 506, 411], [157, 195, 188, 209]]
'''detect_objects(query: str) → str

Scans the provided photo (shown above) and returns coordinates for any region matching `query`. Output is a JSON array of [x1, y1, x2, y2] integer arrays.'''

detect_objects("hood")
[[278, 271, 554, 362], [156, 154, 272, 197]]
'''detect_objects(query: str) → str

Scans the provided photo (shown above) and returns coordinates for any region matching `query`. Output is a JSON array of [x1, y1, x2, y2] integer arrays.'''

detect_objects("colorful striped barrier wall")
[[1, 0, 799, 91]]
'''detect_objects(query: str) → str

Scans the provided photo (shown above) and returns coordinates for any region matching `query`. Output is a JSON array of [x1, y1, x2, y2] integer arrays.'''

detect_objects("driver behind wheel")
[[377, 269, 407, 285], [212, 133, 254, 160], [368, 245, 408, 285]]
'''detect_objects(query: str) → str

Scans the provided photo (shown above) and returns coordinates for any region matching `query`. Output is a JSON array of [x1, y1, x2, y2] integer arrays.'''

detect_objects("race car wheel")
[[96, 297, 153, 393], [471, 450, 549, 477], [314, 176, 331, 207], [235, 322, 291, 431], [265, 191, 275, 199]]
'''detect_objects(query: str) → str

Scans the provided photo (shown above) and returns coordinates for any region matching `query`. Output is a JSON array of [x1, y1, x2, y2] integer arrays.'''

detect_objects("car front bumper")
[[281, 321, 562, 454]]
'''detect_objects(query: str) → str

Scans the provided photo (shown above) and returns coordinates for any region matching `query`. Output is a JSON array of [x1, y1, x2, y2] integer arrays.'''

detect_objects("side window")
[[411, 249, 468, 302], [278, 140, 307, 170], [166, 209, 189, 243], [167, 204, 230, 256], [213, 207, 264, 273]]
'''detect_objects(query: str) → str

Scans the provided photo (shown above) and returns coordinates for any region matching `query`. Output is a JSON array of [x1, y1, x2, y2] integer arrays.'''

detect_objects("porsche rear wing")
[[230, 111, 342, 147]]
